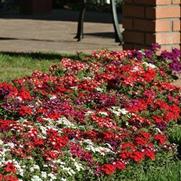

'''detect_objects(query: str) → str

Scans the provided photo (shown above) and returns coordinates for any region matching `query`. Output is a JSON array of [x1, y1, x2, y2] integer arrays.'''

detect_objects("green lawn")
[[0, 52, 180, 181], [0, 52, 80, 82]]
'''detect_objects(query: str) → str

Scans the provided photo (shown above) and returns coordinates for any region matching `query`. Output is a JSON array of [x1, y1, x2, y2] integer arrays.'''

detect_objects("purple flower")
[[151, 43, 161, 52], [134, 50, 143, 60], [172, 48, 181, 58], [145, 49, 153, 59], [170, 61, 181, 72], [0, 88, 9, 99]]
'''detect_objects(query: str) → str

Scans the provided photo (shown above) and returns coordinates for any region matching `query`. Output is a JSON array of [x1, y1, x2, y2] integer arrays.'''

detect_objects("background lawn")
[[0, 52, 80, 82]]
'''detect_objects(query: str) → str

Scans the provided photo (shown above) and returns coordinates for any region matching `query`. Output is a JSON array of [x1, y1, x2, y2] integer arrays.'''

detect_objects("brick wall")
[[122, 0, 181, 50]]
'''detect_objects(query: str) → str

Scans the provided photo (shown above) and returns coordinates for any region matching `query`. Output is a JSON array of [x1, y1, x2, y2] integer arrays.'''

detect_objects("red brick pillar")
[[122, 0, 181, 50]]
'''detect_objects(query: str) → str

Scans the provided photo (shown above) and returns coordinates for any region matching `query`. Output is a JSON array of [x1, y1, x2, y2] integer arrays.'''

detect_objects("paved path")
[[0, 10, 122, 54]]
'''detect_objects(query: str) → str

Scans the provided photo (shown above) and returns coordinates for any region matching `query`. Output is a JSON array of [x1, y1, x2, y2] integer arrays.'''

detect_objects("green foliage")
[[168, 124, 181, 145]]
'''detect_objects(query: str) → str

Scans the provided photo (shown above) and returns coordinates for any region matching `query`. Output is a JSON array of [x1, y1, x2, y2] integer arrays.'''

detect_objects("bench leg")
[[111, 0, 123, 44], [74, 0, 87, 41]]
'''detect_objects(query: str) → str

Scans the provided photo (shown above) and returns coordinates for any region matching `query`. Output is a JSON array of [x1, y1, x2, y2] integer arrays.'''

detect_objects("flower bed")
[[0, 45, 181, 180]]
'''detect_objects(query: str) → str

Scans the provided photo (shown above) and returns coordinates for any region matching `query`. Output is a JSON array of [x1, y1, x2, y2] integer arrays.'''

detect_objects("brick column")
[[122, 0, 181, 50]]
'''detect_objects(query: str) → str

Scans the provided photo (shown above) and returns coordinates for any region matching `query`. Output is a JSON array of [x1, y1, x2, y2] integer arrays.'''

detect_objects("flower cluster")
[[0, 46, 180, 180]]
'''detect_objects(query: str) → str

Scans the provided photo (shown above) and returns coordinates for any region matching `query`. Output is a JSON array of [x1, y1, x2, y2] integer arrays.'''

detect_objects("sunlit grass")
[[0, 52, 81, 82]]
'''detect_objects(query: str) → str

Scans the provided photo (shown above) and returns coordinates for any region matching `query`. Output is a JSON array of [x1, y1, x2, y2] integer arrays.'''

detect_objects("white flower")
[[99, 111, 108, 116], [85, 143, 114, 156], [61, 178, 67, 181], [12, 160, 24, 176], [83, 77, 91, 80], [132, 66, 141, 72], [30, 167, 34, 172], [50, 95, 57, 100], [31, 175, 43, 181], [95, 87, 104, 92], [155, 128, 162, 133], [61, 167, 76, 176], [85, 110, 94, 116], [110, 107, 129, 116], [86, 145, 96, 153], [96, 146, 114, 156], [56, 160, 65, 165], [120, 108, 129, 115], [83, 139, 94, 145], [74, 161, 84, 172], [33, 164, 40, 170], [143, 62, 157, 69], [6, 142, 15, 148], [48, 173, 57, 180], [105, 143, 113, 149], [16, 96, 22, 101], [41, 171, 47, 179], [0, 139, 3, 145], [71, 86, 78, 90], [57, 117, 75, 127]]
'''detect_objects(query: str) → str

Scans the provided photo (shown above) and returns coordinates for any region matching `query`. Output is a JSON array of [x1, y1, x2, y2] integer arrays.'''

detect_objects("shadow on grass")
[[0, 51, 88, 61]]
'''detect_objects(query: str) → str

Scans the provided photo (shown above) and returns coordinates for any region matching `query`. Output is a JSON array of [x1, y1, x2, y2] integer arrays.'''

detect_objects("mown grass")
[[0, 52, 181, 181], [0, 52, 81, 82]]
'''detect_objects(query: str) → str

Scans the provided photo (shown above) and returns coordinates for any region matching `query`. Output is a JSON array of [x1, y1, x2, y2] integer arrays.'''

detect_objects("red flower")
[[102, 131, 115, 141], [155, 100, 169, 111], [144, 149, 155, 160], [33, 138, 44, 146], [135, 131, 151, 146], [131, 151, 144, 163], [154, 134, 167, 145], [115, 161, 126, 170], [19, 105, 32, 116], [47, 129, 69, 150], [46, 112, 61, 120], [11, 148, 26, 158], [101, 164, 116, 175], [83, 130, 98, 140], [126, 99, 148, 113], [121, 142, 136, 151], [143, 68, 156, 82], [0, 120, 13, 131], [4, 162, 16, 173], [152, 115, 163, 124], [18, 88, 32, 100], [135, 136, 148, 146], [120, 151, 132, 160], [0, 82, 18, 98], [3, 175, 18, 181], [0, 174, 3, 181], [164, 105, 180, 121], [140, 131, 151, 140], [160, 82, 177, 91], [43, 150, 60, 161]]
